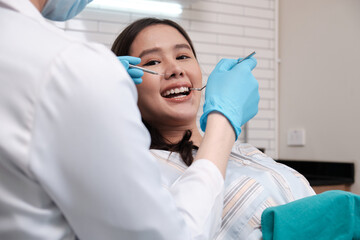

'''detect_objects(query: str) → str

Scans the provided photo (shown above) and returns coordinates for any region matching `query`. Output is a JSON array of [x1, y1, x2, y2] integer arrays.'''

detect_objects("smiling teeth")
[[163, 87, 189, 97]]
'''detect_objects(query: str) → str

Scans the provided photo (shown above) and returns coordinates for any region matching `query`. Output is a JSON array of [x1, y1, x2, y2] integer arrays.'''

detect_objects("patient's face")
[[130, 24, 202, 129]]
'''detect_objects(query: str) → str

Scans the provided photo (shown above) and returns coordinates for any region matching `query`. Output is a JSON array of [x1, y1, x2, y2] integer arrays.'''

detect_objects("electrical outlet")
[[287, 129, 306, 146]]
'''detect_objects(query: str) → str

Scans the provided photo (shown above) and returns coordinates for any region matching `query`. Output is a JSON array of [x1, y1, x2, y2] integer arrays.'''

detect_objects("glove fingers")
[[119, 59, 129, 69], [128, 68, 144, 78], [117, 56, 143, 85], [213, 57, 257, 72], [214, 58, 238, 71], [132, 77, 143, 85], [117, 56, 141, 66], [236, 56, 257, 70], [125, 56, 141, 65]]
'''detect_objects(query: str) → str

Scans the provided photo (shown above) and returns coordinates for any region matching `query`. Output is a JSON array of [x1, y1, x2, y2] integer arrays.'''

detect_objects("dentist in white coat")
[[0, 0, 260, 239]]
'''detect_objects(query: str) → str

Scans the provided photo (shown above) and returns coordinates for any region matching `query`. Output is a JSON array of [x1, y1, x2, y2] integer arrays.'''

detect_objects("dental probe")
[[129, 64, 164, 76], [189, 51, 256, 91], [237, 51, 256, 64]]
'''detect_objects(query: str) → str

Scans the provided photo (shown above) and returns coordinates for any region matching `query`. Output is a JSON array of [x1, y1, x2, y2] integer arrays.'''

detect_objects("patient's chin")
[[170, 109, 198, 124]]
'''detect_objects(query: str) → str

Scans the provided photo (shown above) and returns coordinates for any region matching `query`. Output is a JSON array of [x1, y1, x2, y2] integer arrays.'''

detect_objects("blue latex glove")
[[117, 56, 144, 84], [200, 57, 259, 140]]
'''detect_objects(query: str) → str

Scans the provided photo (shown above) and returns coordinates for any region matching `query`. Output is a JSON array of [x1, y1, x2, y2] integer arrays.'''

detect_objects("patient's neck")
[[30, 0, 47, 11], [157, 124, 203, 146]]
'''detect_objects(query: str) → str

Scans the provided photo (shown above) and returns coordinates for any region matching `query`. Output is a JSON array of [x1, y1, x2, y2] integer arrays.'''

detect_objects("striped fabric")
[[151, 143, 316, 240]]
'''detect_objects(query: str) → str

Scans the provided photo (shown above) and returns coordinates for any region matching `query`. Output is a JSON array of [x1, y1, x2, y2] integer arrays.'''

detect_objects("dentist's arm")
[[170, 58, 259, 239], [196, 113, 236, 177], [197, 57, 259, 177]]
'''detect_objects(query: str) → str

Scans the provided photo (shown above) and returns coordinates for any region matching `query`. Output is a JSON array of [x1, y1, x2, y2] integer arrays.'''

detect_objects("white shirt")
[[0, 1, 224, 239]]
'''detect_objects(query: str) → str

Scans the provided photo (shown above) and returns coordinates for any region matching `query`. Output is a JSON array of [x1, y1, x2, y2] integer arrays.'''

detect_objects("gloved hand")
[[200, 57, 259, 140], [117, 56, 144, 84]]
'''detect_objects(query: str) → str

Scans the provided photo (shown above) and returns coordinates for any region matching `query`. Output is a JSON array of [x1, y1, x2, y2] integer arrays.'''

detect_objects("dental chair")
[[261, 190, 360, 240]]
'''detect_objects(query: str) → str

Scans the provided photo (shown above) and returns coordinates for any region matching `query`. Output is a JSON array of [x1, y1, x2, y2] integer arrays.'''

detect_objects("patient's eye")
[[177, 55, 190, 60], [143, 60, 160, 66]]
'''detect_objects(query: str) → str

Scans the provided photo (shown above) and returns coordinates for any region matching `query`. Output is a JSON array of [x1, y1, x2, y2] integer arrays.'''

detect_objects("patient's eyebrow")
[[174, 44, 191, 51], [138, 44, 192, 58], [139, 47, 161, 58]]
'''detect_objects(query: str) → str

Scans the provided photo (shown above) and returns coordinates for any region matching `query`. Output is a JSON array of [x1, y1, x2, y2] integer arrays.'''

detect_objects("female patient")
[[112, 18, 315, 240]]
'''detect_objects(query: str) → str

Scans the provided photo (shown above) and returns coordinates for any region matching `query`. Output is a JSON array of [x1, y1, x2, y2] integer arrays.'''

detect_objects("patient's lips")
[[162, 87, 190, 98], [161, 82, 193, 102]]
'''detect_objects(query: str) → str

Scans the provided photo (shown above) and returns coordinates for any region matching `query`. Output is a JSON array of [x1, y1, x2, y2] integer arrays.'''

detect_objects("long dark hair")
[[111, 18, 198, 166]]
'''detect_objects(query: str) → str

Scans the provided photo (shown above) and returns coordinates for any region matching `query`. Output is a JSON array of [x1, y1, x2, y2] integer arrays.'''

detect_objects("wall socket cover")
[[287, 129, 306, 146]]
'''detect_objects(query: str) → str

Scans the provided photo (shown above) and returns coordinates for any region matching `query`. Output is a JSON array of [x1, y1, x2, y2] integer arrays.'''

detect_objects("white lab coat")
[[0, 1, 224, 239]]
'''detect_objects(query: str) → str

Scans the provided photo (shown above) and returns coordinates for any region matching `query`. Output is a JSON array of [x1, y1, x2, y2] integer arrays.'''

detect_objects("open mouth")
[[162, 87, 191, 99]]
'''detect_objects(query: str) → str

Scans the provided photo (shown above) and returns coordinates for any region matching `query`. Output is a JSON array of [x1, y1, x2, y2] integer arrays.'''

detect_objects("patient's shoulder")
[[150, 149, 187, 168], [231, 143, 268, 159]]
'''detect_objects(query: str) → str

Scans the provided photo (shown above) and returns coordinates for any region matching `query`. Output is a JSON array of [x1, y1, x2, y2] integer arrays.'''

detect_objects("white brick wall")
[[55, 0, 278, 157]]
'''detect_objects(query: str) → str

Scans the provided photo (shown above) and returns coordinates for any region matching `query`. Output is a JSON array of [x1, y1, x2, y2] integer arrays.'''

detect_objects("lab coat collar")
[[0, 0, 46, 23]]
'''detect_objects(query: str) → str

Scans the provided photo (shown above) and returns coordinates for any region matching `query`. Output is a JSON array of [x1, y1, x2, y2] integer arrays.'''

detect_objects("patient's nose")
[[164, 63, 184, 80]]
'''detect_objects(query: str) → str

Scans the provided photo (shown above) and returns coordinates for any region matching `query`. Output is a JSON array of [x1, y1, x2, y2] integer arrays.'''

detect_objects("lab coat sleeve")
[[29, 42, 224, 240]]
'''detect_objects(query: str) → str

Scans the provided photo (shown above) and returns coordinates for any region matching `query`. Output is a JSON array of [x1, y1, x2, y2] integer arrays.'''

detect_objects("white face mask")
[[41, 0, 93, 21]]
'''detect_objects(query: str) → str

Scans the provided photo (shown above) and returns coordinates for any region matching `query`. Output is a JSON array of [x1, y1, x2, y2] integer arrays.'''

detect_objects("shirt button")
[[243, 160, 251, 165]]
